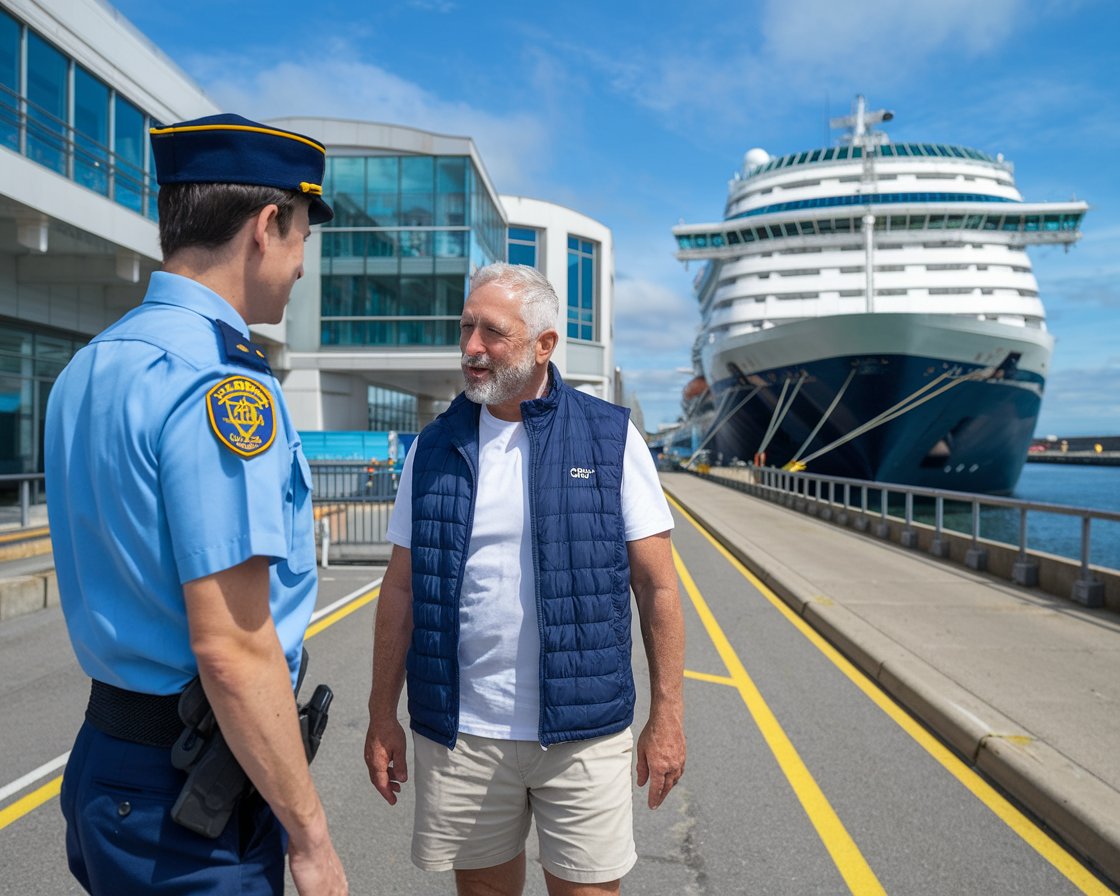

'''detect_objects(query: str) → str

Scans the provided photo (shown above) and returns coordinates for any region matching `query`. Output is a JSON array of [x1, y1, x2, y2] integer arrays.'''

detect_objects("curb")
[[664, 481, 1120, 886]]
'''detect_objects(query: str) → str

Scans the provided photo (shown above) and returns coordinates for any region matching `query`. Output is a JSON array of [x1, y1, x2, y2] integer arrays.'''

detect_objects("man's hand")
[[636, 713, 686, 809], [288, 819, 348, 894], [365, 717, 409, 806]]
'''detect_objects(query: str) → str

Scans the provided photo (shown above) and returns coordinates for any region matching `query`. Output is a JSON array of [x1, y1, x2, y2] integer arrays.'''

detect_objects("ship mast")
[[830, 96, 893, 313]]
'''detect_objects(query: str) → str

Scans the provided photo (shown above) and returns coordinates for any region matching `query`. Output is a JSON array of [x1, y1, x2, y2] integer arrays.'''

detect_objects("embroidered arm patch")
[[206, 375, 277, 458]]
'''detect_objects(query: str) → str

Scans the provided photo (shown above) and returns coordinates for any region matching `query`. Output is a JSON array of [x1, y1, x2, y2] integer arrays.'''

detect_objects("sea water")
[[1010, 464, 1120, 570], [908, 464, 1120, 571]]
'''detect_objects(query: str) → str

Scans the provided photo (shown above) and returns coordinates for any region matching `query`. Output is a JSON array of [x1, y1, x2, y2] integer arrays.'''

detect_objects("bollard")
[[318, 517, 330, 569]]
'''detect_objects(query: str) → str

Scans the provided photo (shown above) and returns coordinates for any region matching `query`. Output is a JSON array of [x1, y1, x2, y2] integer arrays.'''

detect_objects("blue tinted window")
[[508, 225, 539, 269], [74, 66, 109, 195], [26, 33, 67, 173], [400, 156, 433, 226], [509, 242, 536, 267], [567, 235, 596, 341], [436, 157, 466, 226], [0, 10, 19, 151], [113, 95, 145, 213]]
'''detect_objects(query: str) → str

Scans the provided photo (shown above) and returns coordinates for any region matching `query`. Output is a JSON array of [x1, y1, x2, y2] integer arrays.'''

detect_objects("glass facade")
[[0, 7, 159, 217], [368, 386, 418, 432], [566, 235, 597, 341], [508, 226, 540, 269], [0, 9, 20, 151], [0, 321, 84, 474], [319, 153, 505, 348]]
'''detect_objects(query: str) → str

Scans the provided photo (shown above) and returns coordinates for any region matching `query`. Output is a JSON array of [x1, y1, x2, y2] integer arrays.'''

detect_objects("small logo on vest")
[[570, 467, 595, 479]]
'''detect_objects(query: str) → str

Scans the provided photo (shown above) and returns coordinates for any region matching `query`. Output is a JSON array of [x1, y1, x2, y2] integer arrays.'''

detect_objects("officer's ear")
[[250, 204, 282, 252]]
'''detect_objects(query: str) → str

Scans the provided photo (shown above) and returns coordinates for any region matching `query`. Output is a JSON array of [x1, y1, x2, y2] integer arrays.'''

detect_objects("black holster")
[[170, 648, 333, 839]]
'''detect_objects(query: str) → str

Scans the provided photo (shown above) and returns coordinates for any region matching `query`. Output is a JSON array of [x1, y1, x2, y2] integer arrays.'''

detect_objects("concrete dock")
[[661, 470, 1120, 885]]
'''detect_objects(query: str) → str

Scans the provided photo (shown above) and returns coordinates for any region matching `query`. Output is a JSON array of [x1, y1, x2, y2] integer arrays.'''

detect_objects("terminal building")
[[0, 0, 617, 476]]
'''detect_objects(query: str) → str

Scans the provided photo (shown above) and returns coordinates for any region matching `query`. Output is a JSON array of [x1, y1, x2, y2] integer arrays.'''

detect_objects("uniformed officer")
[[45, 114, 348, 895]]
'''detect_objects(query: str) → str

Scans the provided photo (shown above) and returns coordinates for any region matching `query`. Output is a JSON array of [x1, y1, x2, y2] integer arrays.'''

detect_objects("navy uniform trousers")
[[61, 721, 287, 895]]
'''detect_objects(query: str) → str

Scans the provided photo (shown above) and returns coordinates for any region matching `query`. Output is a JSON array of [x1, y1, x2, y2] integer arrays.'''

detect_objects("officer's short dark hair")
[[157, 182, 302, 259]]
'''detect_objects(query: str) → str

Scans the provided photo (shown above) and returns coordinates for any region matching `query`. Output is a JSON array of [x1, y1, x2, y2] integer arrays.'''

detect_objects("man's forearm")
[[185, 557, 329, 849], [368, 551, 413, 722], [638, 584, 685, 717]]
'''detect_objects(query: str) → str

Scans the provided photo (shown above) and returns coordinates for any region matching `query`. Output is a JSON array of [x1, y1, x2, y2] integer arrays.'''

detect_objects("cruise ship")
[[671, 97, 1088, 494]]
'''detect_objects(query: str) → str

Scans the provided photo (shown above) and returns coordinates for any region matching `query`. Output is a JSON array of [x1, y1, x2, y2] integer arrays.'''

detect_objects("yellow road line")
[[305, 585, 379, 639], [673, 543, 886, 895], [0, 585, 380, 832], [0, 777, 60, 831], [668, 493, 1113, 896]]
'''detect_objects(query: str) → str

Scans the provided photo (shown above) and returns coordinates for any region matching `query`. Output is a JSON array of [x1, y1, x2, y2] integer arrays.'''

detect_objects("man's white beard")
[[461, 347, 537, 406]]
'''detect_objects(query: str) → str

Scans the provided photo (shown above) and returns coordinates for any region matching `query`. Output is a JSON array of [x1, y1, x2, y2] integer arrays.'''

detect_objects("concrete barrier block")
[[0, 575, 46, 620], [44, 571, 60, 607]]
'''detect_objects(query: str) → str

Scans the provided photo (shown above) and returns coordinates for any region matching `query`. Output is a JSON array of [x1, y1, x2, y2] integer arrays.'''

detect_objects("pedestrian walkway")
[[661, 471, 1120, 887]]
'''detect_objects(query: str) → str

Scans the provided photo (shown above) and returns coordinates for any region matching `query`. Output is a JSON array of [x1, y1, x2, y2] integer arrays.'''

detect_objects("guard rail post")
[[929, 495, 949, 557], [1070, 515, 1104, 607], [965, 500, 988, 571], [875, 487, 891, 538], [1011, 506, 1040, 587], [901, 491, 919, 547], [855, 483, 870, 532]]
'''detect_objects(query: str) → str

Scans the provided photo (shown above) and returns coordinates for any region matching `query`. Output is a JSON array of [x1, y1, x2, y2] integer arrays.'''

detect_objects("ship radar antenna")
[[830, 96, 894, 314], [830, 95, 894, 146]]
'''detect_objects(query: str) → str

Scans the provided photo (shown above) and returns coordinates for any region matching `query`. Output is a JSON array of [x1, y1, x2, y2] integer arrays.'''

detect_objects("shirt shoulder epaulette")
[[214, 319, 273, 375]]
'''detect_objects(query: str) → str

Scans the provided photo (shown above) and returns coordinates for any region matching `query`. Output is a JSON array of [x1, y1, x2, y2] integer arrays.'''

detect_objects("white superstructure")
[[669, 97, 1088, 492]]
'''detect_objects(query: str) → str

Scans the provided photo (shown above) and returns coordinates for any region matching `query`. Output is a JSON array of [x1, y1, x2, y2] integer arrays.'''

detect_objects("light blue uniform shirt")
[[45, 272, 317, 694]]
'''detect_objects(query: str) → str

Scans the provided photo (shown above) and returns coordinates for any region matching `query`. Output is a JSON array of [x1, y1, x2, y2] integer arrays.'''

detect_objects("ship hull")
[[701, 313, 1053, 494]]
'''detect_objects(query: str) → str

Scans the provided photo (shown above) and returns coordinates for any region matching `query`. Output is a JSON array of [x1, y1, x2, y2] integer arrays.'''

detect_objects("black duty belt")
[[85, 679, 183, 748]]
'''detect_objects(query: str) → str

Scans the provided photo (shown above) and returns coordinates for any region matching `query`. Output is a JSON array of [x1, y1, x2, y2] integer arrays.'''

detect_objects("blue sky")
[[111, 0, 1120, 436]]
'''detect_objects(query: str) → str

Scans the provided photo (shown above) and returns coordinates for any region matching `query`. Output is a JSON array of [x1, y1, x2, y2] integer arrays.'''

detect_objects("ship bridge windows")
[[675, 210, 1082, 255]]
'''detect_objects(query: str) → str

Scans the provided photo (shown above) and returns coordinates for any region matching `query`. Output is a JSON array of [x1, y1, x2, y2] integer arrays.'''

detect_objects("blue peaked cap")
[[150, 113, 334, 224]]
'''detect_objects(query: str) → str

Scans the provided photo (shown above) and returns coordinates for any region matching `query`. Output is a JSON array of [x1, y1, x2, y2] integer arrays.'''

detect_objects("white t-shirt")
[[386, 406, 673, 740]]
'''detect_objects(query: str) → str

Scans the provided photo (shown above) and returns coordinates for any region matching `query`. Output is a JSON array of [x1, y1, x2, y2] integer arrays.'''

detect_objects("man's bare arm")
[[364, 544, 414, 805], [628, 531, 686, 809], [184, 556, 346, 895]]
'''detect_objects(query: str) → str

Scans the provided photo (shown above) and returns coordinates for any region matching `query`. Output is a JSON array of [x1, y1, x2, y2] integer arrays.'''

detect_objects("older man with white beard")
[[364, 262, 686, 896]]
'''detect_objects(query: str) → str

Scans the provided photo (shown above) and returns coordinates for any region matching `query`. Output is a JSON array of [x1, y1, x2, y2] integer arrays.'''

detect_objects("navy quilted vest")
[[408, 365, 634, 747]]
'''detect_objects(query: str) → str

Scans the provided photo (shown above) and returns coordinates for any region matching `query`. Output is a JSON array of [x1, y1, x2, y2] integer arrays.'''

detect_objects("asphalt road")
[[0, 504, 1114, 894]]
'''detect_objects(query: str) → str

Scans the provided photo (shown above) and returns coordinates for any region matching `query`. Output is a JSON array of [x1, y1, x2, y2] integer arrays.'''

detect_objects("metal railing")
[[0, 85, 157, 217], [0, 473, 47, 528], [693, 465, 1119, 608], [309, 463, 399, 562]]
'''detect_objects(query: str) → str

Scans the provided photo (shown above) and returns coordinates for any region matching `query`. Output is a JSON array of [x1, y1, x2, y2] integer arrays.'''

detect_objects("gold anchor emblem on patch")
[[206, 376, 277, 458]]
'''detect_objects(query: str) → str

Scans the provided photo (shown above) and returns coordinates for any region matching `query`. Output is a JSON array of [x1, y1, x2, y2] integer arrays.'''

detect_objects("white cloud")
[[181, 46, 552, 195], [1035, 365, 1120, 436], [760, 0, 1025, 71]]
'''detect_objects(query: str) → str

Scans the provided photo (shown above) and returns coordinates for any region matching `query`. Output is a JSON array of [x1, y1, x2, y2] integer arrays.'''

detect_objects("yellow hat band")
[[149, 122, 326, 154]]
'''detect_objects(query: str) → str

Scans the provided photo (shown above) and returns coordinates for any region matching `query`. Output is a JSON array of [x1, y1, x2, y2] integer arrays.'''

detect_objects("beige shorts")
[[411, 728, 637, 884]]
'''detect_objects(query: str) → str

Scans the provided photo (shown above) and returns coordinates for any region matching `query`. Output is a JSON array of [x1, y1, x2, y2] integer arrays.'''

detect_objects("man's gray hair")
[[469, 263, 559, 338]]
